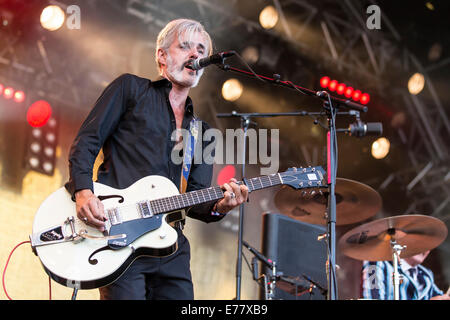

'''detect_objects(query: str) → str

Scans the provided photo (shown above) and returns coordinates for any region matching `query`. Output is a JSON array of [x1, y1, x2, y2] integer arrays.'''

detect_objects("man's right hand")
[[75, 189, 107, 232]]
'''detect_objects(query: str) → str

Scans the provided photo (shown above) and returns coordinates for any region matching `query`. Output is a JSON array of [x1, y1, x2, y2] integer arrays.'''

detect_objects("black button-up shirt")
[[64, 73, 220, 223]]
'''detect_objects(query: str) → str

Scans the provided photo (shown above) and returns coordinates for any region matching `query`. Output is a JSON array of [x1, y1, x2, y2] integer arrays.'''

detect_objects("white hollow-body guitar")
[[30, 167, 326, 289]]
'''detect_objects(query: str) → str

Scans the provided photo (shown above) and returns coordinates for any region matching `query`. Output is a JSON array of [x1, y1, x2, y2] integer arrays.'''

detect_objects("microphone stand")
[[215, 62, 368, 300]]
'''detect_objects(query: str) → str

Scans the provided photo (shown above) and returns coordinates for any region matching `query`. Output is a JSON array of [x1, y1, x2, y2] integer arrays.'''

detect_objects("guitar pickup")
[[138, 201, 153, 218], [107, 208, 122, 225]]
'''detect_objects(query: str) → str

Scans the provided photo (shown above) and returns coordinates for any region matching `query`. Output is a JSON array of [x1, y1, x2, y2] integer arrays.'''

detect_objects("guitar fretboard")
[[147, 174, 282, 215]]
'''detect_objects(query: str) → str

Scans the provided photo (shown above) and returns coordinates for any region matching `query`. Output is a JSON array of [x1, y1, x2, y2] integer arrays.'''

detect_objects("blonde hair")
[[155, 19, 213, 75]]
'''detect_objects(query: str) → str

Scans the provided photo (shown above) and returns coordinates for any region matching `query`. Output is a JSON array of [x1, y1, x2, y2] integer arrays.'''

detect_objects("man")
[[64, 18, 248, 300], [361, 250, 450, 300]]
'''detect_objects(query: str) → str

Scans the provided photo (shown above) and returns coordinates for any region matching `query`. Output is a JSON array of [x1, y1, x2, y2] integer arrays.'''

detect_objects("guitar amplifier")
[[260, 212, 328, 300]]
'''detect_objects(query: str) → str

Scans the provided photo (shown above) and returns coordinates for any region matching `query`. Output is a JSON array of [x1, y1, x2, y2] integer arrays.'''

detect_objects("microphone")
[[187, 51, 235, 70], [348, 121, 383, 137], [242, 241, 274, 269]]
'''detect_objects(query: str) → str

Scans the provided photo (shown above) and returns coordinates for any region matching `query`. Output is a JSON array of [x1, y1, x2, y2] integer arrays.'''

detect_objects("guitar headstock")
[[279, 166, 327, 189]]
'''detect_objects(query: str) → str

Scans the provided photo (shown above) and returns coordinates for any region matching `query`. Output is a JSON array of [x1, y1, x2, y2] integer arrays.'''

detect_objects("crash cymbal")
[[339, 214, 448, 261], [274, 178, 382, 225]]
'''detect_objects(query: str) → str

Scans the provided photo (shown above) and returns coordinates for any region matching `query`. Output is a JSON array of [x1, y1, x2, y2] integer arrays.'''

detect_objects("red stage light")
[[14, 91, 25, 103], [344, 86, 354, 98], [320, 76, 330, 88], [336, 83, 346, 95], [217, 165, 236, 186], [328, 80, 338, 91], [0, 84, 3, 95], [3, 87, 14, 99], [360, 93, 370, 105], [26, 100, 52, 127], [352, 90, 362, 101]]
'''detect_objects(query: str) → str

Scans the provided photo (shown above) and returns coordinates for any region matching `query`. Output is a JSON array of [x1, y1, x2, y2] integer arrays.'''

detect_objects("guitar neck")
[[149, 174, 282, 215]]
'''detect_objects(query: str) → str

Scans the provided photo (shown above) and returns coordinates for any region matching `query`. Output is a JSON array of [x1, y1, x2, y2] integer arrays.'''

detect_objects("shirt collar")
[[152, 77, 194, 114]]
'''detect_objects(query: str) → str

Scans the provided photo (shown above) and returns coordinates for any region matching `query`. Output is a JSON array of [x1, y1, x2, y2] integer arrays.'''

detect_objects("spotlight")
[[14, 90, 25, 103], [408, 72, 425, 95], [320, 76, 330, 88], [40, 5, 65, 31], [222, 79, 243, 101], [241, 46, 260, 65], [336, 83, 346, 95], [328, 80, 338, 91], [360, 93, 370, 105], [352, 90, 362, 102], [3, 87, 14, 99], [344, 86, 354, 98], [217, 165, 236, 186], [371, 137, 390, 159], [259, 5, 279, 29], [26, 100, 52, 127]]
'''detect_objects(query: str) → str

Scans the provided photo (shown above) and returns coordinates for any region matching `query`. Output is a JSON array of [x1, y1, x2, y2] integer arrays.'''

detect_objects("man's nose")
[[189, 48, 199, 59]]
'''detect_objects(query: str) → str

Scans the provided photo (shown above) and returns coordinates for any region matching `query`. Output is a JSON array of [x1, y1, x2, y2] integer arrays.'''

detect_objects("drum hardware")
[[274, 178, 382, 226], [339, 214, 448, 300]]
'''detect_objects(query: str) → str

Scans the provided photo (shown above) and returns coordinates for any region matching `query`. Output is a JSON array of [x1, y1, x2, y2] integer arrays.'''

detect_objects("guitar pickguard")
[[107, 215, 163, 250]]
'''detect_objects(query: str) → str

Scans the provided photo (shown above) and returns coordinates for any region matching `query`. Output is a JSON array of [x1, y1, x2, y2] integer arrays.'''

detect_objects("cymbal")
[[339, 214, 448, 261], [274, 178, 382, 225]]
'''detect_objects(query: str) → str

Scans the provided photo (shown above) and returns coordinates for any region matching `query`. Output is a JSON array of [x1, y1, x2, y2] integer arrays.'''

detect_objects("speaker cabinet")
[[260, 212, 328, 300]]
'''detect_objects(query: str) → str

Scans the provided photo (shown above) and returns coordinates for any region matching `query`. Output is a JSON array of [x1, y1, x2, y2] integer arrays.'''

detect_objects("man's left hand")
[[215, 178, 249, 214]]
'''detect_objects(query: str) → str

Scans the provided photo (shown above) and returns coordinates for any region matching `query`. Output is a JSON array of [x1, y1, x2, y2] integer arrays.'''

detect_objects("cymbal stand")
[[390, 236, 406, 300]]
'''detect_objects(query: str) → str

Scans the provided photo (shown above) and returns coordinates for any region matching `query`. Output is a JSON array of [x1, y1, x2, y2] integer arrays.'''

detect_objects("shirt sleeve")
[[64, 73, 134, 200], [184, 121, 224, 223]]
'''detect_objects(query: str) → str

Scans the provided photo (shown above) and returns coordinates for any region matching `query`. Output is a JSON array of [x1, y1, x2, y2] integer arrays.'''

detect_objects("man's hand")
[[214, 178, 249, 214], [75, 189, 107, 232]]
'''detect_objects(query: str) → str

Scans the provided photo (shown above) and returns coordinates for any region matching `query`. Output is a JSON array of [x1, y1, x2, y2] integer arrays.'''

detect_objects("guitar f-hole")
[[98, 195, 125, 203]]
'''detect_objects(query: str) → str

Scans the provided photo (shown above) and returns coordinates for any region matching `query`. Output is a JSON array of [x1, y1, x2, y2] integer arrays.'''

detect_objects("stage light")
[[217, 165, 236, 186], [13, 90, 25, 103], [371, 137, 390, 159], [40, 5, 65, 31], [29, 157, 40, 168], [336, 83, 346, 95], [42, 162, 54, 173], [241, 46, 260, 65], [344, 86, 354, 98], [328, 80, 338, 91], [408, 72, 425, 95], [352, 90, 362, 101], [3, 87, 14, 99], [30, 142, 41, 153], [320, 76, 330, 88], [360, 93, 370, 105], [259, 5, 278, 29], [0, 84, 3, 95], [222, 79, 243, 101], [25, 114, 59, 176], [26, 100, 52, 127]]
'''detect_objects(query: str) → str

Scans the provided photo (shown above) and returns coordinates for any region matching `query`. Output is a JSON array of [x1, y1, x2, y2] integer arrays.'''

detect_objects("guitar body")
[[32, 175, 181, 289], [30, 166, 326, 290]]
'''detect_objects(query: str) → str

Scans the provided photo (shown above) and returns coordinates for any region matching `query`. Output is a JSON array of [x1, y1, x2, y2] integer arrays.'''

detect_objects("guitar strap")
[[179, 118, 200, 194]]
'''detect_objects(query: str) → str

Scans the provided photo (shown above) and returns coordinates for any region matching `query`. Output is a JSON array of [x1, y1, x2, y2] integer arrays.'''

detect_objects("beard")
[[166, 53, 204, 88]]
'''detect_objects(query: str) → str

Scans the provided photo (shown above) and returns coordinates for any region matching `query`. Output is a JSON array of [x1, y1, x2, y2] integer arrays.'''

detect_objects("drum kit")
[[272, 177, 449, 300]]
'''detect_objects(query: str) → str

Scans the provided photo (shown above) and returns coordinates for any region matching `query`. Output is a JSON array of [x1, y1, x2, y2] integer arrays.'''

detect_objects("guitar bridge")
[[30, 216, 83, 250]]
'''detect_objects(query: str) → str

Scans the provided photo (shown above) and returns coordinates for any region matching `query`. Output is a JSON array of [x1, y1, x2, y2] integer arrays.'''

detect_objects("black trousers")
[[99, 228, 193, 300]]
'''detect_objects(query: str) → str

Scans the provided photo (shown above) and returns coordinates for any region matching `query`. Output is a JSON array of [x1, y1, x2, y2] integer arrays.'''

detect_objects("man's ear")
[[157, 48, 167, 68]]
